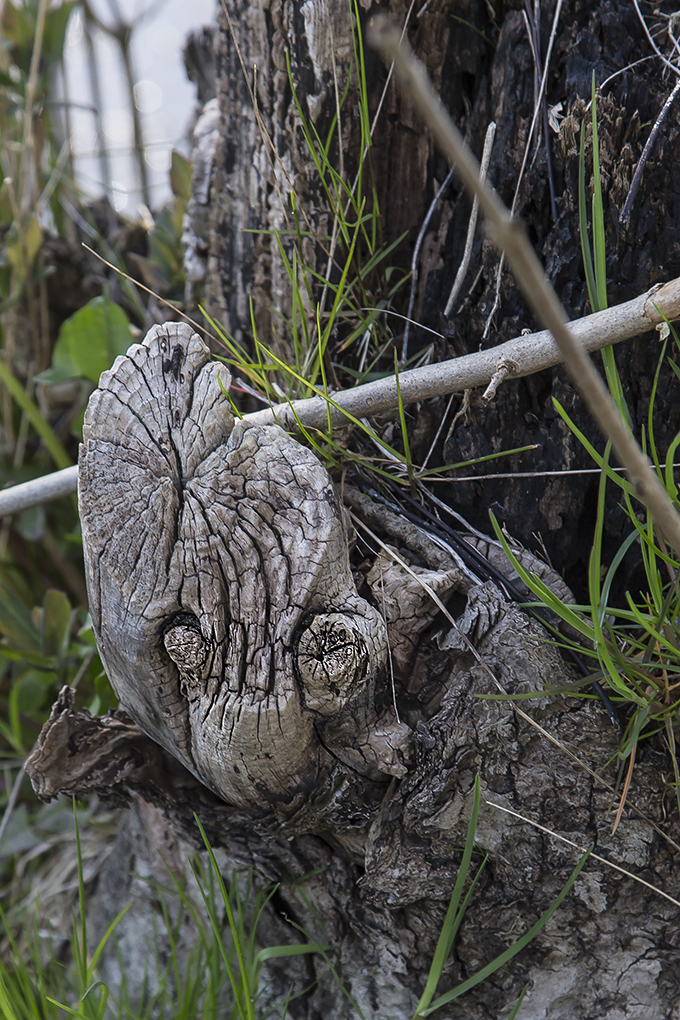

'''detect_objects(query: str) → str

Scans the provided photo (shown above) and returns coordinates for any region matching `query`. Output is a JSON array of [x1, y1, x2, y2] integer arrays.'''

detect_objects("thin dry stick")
[[420, 390, 455, 473], [483, 0, 563, 338], [402, 165, 456, 360], [485, 800, 680, 909], [425, 463, 680, 483], [611, 742, 636, 835], [0, 766, 25, 848], [632, 0, 680, 79], [445, 121, 496, 316], [620, 76, 680, 224], [2, 275, 680, 517], [246, 276, 680, 430], [367, 15, 680, 560], [81, 245, 224, 345]]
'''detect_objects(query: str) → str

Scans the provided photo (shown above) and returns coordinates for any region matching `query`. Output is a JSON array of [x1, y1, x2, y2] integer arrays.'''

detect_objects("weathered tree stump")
[[23, 0, 680, 1013], [26, 322, 680, 1018]]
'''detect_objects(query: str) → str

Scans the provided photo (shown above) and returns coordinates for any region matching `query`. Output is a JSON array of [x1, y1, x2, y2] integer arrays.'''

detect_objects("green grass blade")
[[253, 340, 408, 463], [647, 340, 667, 475], [414, 775, 483, 1018], [255, 943, 331, 966], [421, 849, 592, 1014], [87, 904, 133, 979], [600, 529, 640, 613], [419, 444, 538, 477], [552, 399, 633, 494], [194, 816, 255, 1020], [0, 972, 21, 1020], [0, 358, 71, 470], [394, 350, 416, 495], [665, 431, 680, 502], [507, 984, 529, 1020], [578, 124, 597, 311], [590, 74, 607, 313], [489, 512, 597, 642]]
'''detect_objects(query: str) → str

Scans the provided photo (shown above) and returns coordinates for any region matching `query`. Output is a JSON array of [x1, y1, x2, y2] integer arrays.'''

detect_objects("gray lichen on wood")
[[78, 321, 411, 826]]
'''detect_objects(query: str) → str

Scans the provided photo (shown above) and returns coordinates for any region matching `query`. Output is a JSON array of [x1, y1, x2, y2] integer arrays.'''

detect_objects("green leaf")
[[14, 669, 56, 716], [0, 359, 72, 469], [0, 581, 40, 654], [38, 295, 133, 385], [170, 150, 192, 202], [41, 589, 72, 658]]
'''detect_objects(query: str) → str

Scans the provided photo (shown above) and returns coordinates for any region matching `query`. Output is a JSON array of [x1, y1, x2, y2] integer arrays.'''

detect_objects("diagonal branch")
[[1, 277, 680, 518], [367, 15, 680, 560]]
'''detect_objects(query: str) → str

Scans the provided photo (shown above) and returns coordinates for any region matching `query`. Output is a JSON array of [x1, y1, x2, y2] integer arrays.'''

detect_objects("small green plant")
[[0, 802, 129, 1020], [412, 776, 590, 1018], [188, 817, 332, 1020], [0, 582, 110, 758], [487, 77, 680, 823]]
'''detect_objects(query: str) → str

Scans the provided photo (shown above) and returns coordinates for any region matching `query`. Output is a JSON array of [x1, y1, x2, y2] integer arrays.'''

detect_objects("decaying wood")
[[26, 321, 680, 1018], [369, 16, 680, 559], [77, 321, 417, 825]]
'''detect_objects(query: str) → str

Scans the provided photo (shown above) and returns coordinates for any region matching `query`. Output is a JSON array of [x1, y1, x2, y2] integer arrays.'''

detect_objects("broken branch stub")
[[78, 321, 400, 827]]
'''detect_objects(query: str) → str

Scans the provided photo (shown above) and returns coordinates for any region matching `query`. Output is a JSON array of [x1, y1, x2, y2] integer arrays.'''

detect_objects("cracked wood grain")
[[78, 321, 410, 826]]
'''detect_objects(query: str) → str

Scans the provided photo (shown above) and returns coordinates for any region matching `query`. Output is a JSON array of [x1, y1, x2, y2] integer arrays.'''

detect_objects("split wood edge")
[[1, 275, 679, 519], [367, 15, 680, 559]]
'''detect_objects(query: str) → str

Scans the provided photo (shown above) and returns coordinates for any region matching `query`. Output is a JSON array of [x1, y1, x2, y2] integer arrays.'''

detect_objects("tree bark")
[[26, 1, 680, 1017], [27, 322, 680, 1019]]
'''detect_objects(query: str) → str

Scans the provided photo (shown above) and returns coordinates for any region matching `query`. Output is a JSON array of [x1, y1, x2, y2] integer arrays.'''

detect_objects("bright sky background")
[[61, 0, 216, 215]]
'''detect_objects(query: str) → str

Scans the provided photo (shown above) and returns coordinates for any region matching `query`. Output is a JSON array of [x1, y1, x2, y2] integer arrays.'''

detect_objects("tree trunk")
[[27, 1, 680, 1017]]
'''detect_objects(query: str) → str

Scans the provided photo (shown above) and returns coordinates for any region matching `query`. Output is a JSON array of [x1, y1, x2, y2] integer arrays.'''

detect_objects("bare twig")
[[0, 466, 78, 515], [620, 77, 680, 224], [483, 0, 563, 338], [402, 165, 456, 360], [2, 277, 680, 518], [367, 15, 680, 558], [444, 121, 496, 316], [632, 0, 680, 79], [0, 766, 26, 848]]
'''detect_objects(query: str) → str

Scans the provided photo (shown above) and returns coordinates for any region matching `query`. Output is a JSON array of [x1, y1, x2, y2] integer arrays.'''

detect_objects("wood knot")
[[296, 613, 369, 714], [164, 619, 208, 673]]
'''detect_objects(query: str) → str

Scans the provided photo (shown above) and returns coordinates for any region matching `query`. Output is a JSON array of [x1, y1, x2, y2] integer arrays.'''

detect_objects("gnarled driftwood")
[[26, 321, 680, 1019]]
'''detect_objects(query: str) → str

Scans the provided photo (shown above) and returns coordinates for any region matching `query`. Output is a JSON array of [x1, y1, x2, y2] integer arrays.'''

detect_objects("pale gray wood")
[[43, 320, 673, 1020], [78, 320, 412, 826]]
